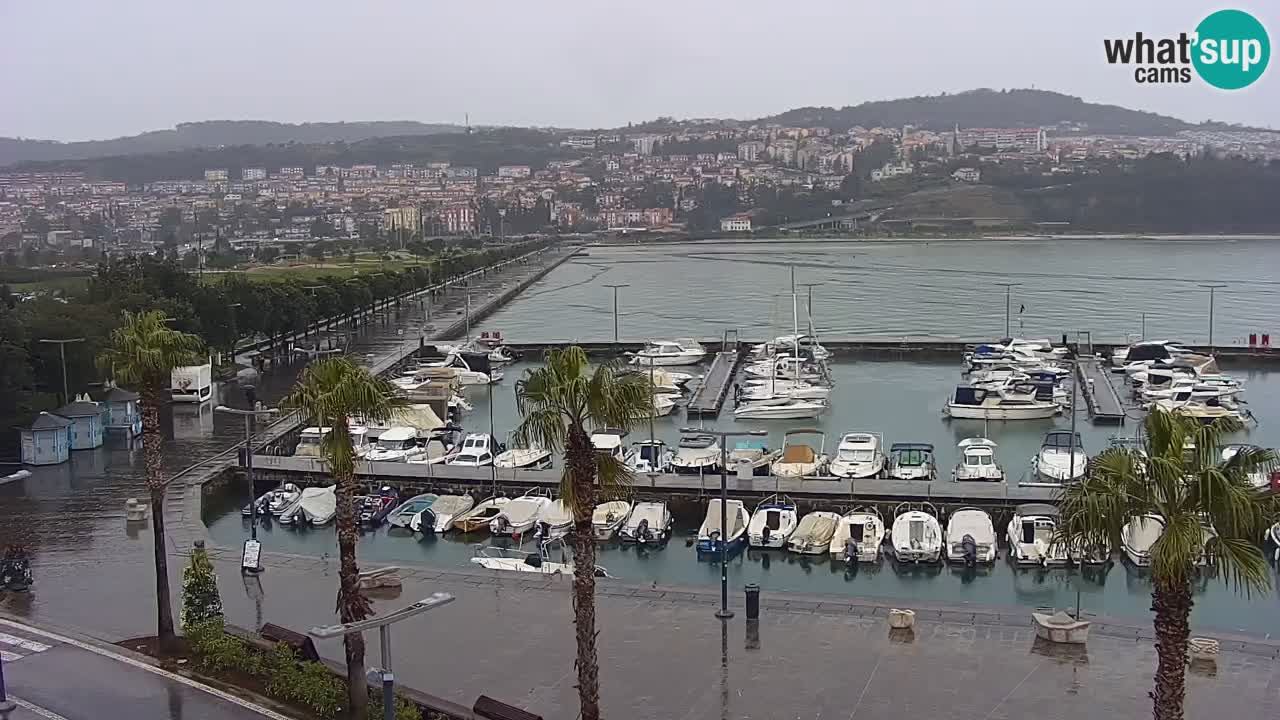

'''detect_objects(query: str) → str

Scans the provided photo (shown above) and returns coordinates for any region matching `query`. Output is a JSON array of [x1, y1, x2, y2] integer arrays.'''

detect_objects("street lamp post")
[[1198, 283, 1227, 349], [309, 593, 455, 720], [995, 283, 1021, 339], [680, 427, 767, 619], [37, 337, 85, 405], [604, 284, 629, 345], [215, 403, 278, 569]]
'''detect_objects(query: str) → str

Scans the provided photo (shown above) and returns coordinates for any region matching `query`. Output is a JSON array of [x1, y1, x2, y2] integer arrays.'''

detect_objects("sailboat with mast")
[[734, 267, 829, 420]]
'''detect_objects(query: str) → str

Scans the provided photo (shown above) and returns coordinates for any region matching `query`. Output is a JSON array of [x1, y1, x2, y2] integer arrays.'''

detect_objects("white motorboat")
[[533, 499, 574, 541], [409, 494, 475, 533], [592, 500, 632, 541], [671, 433, 721, 474], [943, 384, 1060, 420], [733, 396, 827, 420], [1030, 431, 1087, 486], [952, 438, 1004, 482], [294, 427, 329, 458], [889, 503, 943, 563], [830, 507, 886, 563], [494, 444, 553, 470], [1121, 514, 1164, 567], [886, 443, 936, 480], [944, 507, 997, 564], [651, 393, 678, 417], [1220, 444, 1274, 489], [279, 485, 337, 527], [1007, 503, 1069, 566], [470, 539, 612, 578], [453, 496, 510, 533], [619, 501, 673, 544], [787, 511, 840, 555], [267, 483, 302, 516], [696, 499, 749, 556], [364, 427, 427, 463], [747, 494, 798, 548], [828, 432, 886, 479], [403, 434, 460, 466], [591, 429, 637, 466], [770, 429, 828, 478], [630, 440, 674, 474], [738, 378, 832, 401], [1111, 340, 1189, 370], [490, 490, 553, 536], [629, 339, 708, 367], [743, 355, 827, 383], [726, 439, 779, 476], [386, 493, 439, 529], [1152, 393, 1254, 424], [445, 433, 497, 467]]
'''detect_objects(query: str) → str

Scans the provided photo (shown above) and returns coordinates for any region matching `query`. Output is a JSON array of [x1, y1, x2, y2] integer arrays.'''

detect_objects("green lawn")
[[201, 255, 430, 284], [10, 276, 91, 294]]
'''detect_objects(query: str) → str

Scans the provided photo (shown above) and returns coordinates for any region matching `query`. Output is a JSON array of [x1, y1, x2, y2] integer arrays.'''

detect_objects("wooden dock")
[[1077, 358, 1127, 425], [684, 343, 745, 417], [248, 454, 1058, 510]]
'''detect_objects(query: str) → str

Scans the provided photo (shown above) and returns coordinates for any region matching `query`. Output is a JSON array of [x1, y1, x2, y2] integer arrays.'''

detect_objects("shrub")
[[180, 545, 224, 627]]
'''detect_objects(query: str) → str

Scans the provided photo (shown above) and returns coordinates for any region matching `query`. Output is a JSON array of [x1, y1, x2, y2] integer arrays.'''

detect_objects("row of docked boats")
[[694, 496, 1010, 566], [944, 338, 1072, 420], [1111, 339, 1253, 424]]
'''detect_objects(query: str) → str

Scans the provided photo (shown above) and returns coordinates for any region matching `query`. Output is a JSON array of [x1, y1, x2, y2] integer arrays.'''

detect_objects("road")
[[0, 618, 290, 720]]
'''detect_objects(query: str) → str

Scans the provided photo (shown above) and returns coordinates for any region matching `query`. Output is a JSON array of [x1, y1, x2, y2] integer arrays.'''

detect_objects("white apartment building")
[[203, 169, 229, 182], [242, 168, 266, 181]]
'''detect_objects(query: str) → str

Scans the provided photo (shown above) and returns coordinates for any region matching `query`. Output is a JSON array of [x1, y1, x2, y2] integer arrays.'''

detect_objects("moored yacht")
[[828, 432, 886, 479], [1121, 514, 1165, 567], [1007, 503, 1069, 566], [1029, 431, 1087, 486], [452, 496, 510, 533], [533, 499, 573, 541], [786, 511, 840, 555], [630, 339, 708, 367], [829, 507, 885, 563], [671, 433, 721, 474], [952, 438, 1004, 482], [747, 495, 798, 548], [886, 443, 936, 480], [944, 507, 997, 564], [770, 429, 828, 478], [386, 493, 438, 529], [494, 443, 553, 470], [592, 429, 637, 467], [943, 384, 1060, 420], [410, 494, 475, 533], [733, 395, 827, 420], [490, 489, 553, 536], [364, 427, 427, 463], [445, 433, 498, 467], [726, 439, 778, 476], [696, 499, 750, 557], [630, 440, 674, 474], [889, 502, 943, 563], [592, 500, 632, 541], [619, 501, 673, 544]]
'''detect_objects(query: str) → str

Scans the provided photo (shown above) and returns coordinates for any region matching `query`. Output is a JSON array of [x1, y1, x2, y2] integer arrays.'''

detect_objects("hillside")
[[0, 120, 463, 167], [761, 89, 1196, 136]]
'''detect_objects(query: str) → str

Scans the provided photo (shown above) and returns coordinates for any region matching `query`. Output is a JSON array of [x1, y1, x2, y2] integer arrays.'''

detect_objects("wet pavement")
[[0, 618, 288, 720]]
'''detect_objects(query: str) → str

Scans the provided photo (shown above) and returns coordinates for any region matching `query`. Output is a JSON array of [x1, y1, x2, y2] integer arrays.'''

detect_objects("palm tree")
[[98, 310, 204, 651], [281, 356, 404, 720], [513, 347, 651, 720], [1057, 408, 1278, 720]]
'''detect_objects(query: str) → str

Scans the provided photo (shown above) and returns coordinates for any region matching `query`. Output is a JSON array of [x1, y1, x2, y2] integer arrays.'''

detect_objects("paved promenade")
[[13, 545, 1276, 720]]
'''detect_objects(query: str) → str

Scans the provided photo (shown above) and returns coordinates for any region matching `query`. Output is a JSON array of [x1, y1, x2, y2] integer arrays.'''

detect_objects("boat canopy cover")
[[891, 442, 935, 451], [780, 445, 817, 463], [703, 500, 745, 536], [593, 501, 630, 524], [430, 495, 473, 516], [794, 512, 838, 539], [734, 439, 768, 450], [679, 434, 716, 449], [973, 344, 1001, 354], [1042, 431, 1084, 450], [952, 386, 986, 405], [1016, 503, 1060, 518], [391, 404, 445, 431]]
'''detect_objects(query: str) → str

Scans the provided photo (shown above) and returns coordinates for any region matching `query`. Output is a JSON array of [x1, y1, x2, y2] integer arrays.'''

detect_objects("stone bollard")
[[888, 608, 916, 630], [125, 498, 148, 522], [744, 583, 760, 620]]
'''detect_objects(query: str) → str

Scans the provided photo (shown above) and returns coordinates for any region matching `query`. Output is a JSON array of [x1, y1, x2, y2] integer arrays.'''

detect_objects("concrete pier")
[[1077, 357, 1127, 424]]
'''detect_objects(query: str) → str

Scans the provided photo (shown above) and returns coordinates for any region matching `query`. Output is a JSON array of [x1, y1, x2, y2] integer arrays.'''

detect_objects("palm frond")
[[98, 310, 205, 388]]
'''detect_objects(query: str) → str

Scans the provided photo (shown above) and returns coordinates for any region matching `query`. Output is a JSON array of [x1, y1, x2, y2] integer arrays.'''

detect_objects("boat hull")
[[697, 532, 747, 557], [829, 461, 883, 479], [944, 404, 1059, 420]]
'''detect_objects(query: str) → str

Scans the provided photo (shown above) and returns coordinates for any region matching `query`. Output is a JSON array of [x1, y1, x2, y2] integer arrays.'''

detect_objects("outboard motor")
[[761, 526, 772, 545], [636, 518, 650, 544], [844, 538, 859, 565], [419, 509, 438, 533], [961, 534, 978, 567], [536, 521, 551, 539]]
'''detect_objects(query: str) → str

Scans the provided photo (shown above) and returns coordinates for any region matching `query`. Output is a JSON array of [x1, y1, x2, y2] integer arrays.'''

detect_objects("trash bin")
[[745, 583, 760, 619]]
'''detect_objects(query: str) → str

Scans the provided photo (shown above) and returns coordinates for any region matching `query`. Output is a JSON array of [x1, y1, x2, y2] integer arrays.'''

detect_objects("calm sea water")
[[475, 238, 1280, 344], [206, 353, 1280, 636]]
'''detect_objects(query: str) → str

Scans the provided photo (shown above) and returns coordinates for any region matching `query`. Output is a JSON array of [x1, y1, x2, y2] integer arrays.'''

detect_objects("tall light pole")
[[310, 593, 455, 720], [215, 403, 278, 569], [995, 283, 1021, 339], [38, 337, 85, 405], [1198, 283, 1226, 349], [604, 284, 629, 345], [681, 427, 767, 619]]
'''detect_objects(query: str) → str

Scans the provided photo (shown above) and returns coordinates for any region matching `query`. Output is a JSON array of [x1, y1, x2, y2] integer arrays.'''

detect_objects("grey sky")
[[2, 0, 1275, 140]]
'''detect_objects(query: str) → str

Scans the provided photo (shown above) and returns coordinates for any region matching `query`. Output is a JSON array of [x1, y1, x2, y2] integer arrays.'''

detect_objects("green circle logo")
[[1193, 9, 1270, 89]]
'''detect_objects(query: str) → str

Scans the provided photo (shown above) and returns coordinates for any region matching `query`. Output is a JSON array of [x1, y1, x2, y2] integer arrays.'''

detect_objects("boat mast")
[[790, 266, 799, 388]]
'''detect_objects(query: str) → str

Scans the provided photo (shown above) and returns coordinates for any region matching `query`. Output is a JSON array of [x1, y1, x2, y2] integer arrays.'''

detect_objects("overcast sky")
[[3, 0, 1275, 140]]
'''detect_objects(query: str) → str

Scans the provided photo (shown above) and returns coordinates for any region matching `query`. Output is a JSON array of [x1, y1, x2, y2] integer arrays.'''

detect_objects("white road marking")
[[11, 696, 72, 720], [0, 618, 293, 720], [0, 632, 50, 652], [1, 649, 23, 662]]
